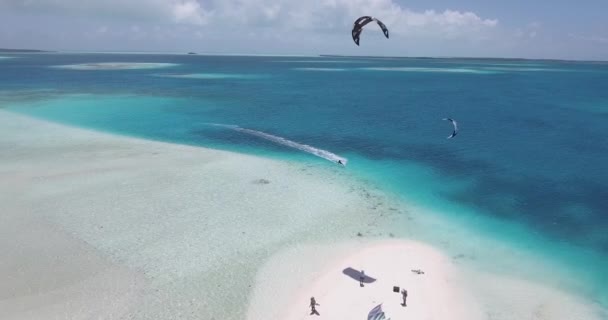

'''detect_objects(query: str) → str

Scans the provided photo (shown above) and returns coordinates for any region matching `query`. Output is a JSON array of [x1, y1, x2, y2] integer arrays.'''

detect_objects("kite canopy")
[[368, 304, 388, 320], [352, 16, 389, 46], [443, 118, 459, 139]]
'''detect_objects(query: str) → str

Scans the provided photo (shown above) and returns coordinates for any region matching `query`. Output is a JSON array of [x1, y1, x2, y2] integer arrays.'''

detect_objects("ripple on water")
[[155, 73, 264, 79]]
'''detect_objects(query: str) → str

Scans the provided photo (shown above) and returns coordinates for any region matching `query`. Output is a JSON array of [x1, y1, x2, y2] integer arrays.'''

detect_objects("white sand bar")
[[247, 240, 606, 320], [247, 240, 483, 320], [52, 62, 178, 70], [0, 110, 381, 319]]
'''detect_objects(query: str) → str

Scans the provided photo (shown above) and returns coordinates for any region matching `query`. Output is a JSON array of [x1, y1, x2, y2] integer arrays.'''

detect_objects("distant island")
[[318, 54, 592, 63], [188, 52, 197, 55], [319, 54, 535, 60], [0, 48, 52, 53]]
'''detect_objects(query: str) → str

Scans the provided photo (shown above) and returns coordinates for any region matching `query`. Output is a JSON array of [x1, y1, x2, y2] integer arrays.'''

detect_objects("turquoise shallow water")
[[1, 53, 607, 306]]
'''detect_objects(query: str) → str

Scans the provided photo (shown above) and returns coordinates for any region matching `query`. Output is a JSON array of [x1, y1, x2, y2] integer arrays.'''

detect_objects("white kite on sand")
[[368, 304, 390, 320]]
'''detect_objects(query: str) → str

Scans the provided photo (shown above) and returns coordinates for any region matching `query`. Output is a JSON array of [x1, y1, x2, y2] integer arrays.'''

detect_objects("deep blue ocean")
[[1, 53, 607, 304]]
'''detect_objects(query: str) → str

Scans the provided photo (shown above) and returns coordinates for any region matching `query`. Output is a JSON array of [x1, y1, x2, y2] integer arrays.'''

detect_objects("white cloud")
[[395, 9, 497, 38], [0, 0, 210, 26], [0, 0, 504, 55], [201, 0, 497, 37], [514, 21, 541, 40], [589, 36, 608, 44], [569, 33, 608, 44], [1, 0, 496, 35], [173, 1, 209, 25]]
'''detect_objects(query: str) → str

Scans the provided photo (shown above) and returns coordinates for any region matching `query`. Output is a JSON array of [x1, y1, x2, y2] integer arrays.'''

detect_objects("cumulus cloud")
[[173, 1, 209, 25], [397, 9, 497, 38], [202, 0, 497, 37], [0, 0, 210, 25], [1, 0, 496, 34], [0, 0, 502, 55]]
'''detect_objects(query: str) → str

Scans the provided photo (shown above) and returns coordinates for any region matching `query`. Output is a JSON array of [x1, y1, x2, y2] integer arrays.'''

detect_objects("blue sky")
[[1, 0, 607, 60]]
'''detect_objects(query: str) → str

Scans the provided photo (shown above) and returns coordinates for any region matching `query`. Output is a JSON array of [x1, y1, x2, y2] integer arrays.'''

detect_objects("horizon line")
[[1, 48, 607, 63]]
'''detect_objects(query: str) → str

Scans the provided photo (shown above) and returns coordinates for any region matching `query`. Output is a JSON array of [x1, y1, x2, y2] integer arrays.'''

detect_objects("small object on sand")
[[252, 178, 270, 185], [411, 269, 425, 275], [357, 232, 363, 237], [392, 286, 400, 293]]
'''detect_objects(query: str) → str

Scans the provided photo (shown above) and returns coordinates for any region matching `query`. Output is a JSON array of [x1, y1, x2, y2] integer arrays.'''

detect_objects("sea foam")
[[210, 124, 348, 165], [53, 62, 178, 70], [293, 67, 347, 72], [362, 67, 498, 74], [156, 73, 263, 79]]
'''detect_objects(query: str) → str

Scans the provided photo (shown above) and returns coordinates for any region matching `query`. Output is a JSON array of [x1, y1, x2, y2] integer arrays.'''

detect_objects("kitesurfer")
[[359, 270, 366, 287]]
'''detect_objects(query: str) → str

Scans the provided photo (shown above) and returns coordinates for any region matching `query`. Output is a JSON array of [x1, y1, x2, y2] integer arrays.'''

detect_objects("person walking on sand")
[[401, 289, 408, 307], [310, 297, 319, 315]]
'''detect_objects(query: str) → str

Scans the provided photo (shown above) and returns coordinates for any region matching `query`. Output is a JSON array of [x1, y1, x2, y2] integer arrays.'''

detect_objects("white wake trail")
[[209, 124, 348, 166]]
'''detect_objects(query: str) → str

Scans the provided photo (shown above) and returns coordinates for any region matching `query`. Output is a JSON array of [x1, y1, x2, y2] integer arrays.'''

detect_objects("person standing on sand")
[[401, 289, 408, 307], [310, 297, 319, 315], [359, 270, 365, 287]]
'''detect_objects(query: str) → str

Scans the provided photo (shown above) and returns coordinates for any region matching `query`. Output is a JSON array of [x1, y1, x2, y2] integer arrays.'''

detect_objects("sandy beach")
[[1, 110, 606, 320], [247, 240, 483, 320], [0, 110, 382, 319], [247, 240, 605, 320]]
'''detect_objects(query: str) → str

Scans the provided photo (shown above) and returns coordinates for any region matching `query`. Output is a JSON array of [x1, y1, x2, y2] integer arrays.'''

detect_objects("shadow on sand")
[[342, 267, 377, 283]]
